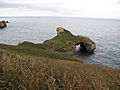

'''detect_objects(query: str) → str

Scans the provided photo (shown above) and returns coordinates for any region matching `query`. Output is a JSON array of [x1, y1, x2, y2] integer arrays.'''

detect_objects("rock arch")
[[43, 27, 96, 53]]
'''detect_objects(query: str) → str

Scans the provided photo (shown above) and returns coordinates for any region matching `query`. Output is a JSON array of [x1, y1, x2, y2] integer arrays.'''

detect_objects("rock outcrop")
[[0, 21, 7, 29], [43, 27, 96, 53], [19, 27, 96, 53]]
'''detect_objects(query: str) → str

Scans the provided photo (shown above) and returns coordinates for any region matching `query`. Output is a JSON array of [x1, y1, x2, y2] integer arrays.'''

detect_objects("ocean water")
[[0, 17, 120, 68]]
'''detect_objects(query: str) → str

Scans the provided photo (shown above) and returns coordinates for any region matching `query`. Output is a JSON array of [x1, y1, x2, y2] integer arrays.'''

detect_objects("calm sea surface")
[[0, 17, 120, 68]]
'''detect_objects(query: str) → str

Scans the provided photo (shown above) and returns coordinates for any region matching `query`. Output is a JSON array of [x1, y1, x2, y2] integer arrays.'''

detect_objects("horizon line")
[[0, 16, 120, 20]]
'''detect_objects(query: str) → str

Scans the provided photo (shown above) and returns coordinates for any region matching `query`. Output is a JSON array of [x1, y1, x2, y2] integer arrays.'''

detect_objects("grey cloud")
[[116, 0, 120, 4], [0, 1, 78, 15], [23, 3, 82, 14], [0, 1, 63, 12], [0, 1, 22, 8], [0, 1, 63, 9], [23, 3, 64, 12]]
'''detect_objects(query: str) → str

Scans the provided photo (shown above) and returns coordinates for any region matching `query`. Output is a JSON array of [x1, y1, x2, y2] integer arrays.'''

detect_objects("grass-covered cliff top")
[[0, 49, 120, 90], [44, 29, 77, 47], [44, 27, 95, 46]]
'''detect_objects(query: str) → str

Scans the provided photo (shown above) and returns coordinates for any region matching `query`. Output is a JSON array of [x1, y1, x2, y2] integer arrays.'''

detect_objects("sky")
[[0, 0, 120, 19]]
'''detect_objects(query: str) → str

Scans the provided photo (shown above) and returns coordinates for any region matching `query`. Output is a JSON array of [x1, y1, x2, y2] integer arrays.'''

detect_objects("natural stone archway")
[[19, 27, 96, 53], [43, 27, 96, 53], [75, 42, 87, 53]]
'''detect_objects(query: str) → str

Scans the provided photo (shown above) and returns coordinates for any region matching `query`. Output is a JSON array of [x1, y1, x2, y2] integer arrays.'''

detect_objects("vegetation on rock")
[[18, 27, 96, 53], [43, 27, 96, 53]]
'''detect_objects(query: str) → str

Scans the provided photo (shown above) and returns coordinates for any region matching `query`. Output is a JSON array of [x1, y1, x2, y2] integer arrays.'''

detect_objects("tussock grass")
[[0, 50, 120, 90]]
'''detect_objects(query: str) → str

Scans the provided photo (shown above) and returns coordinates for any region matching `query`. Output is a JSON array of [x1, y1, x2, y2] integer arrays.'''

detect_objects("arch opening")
[[75, 42, 87, 53]]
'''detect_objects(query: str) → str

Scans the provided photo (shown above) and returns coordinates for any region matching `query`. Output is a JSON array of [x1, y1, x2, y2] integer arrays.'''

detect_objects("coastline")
[[0, 22, 120, 89]]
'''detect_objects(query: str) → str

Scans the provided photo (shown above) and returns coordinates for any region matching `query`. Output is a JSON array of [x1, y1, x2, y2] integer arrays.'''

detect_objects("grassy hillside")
[[0, 48, 120, 90], [0, 44, 81, 62]]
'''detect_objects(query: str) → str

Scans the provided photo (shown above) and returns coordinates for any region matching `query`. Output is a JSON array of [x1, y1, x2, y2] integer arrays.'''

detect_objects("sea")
[[0, 17, 120, 69]]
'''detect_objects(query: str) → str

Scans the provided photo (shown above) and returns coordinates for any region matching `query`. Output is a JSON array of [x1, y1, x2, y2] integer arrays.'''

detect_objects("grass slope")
[[0, 44, 81, 62], [0, 50, 120, 90]]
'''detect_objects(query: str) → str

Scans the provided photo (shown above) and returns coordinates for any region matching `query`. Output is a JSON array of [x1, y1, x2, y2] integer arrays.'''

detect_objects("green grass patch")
[[0, 44, 80, 62]]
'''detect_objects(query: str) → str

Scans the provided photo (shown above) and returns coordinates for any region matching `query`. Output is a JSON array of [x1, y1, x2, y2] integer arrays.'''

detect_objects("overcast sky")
[[0, 0, 120, 19]]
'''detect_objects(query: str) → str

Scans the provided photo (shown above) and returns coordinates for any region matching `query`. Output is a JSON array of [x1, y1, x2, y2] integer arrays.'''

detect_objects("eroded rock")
[[43, 27, 96, 53], [19, 27, 96, 53]]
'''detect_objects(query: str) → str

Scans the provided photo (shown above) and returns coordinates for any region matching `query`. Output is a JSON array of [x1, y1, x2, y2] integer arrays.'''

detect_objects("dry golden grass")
[[0, 50, 120, 90]]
